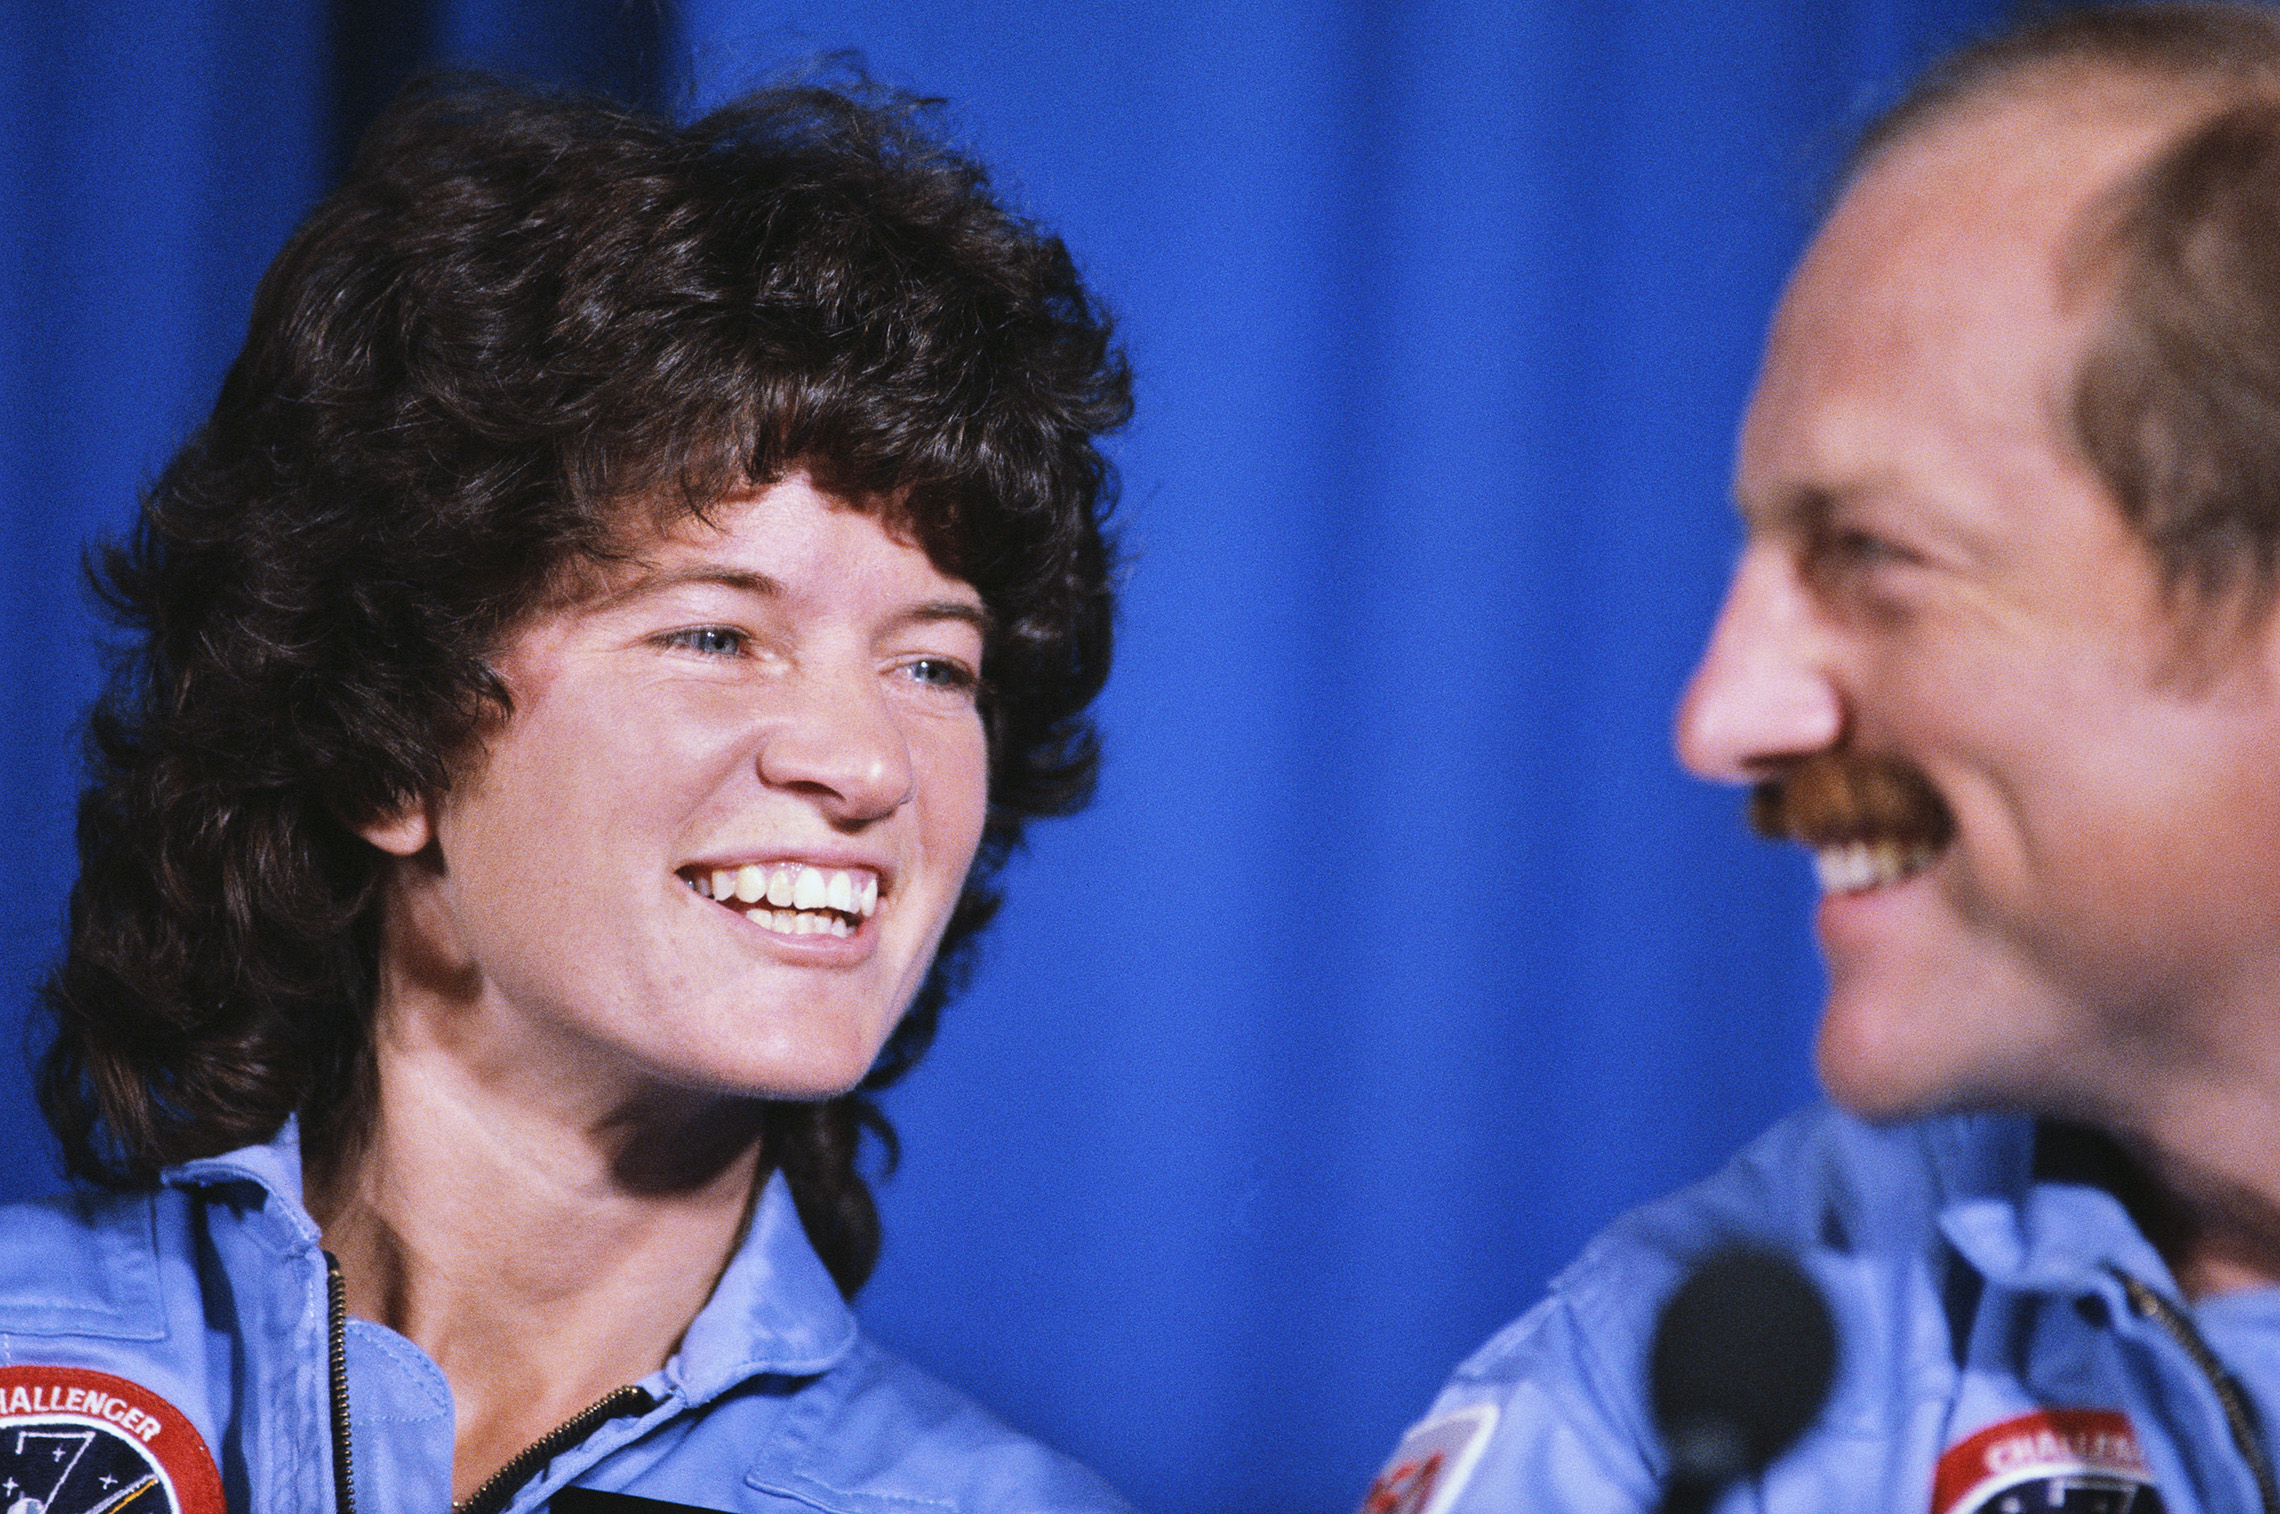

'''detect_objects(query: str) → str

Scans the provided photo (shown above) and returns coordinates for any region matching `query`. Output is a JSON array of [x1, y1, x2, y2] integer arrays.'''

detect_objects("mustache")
[[1748, 752, 1956, 849]]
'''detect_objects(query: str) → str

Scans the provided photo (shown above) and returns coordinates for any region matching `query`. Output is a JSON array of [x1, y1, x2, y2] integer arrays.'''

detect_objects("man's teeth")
[[1812, 840, 1938, 896], [687, 863, 879, 929]]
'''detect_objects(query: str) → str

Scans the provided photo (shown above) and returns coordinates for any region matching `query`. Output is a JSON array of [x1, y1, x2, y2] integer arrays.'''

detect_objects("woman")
[[4, 74, 1131, 1514]]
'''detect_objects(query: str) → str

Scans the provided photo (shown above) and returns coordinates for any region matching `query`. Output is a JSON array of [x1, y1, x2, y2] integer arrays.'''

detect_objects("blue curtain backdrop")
[[0, 1, 2017, 1509]]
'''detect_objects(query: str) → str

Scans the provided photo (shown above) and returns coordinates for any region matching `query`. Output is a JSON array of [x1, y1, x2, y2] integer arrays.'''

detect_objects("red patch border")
[[1933, 1407, 2154, 1514], [0, 1364, 226, 1514], [1357, 1404, 1500, 1514]]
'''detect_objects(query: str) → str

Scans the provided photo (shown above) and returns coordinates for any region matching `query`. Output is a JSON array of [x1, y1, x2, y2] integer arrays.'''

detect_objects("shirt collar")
[[1938, 1119, 2180, 1301], [664, 1170, 858, 1396], [161, 1114, 322, 1250], [161, 1120, 860, 1392]]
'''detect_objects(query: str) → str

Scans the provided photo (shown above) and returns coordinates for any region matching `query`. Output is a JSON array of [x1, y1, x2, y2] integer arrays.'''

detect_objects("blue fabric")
[[1, 4, 2022, 1509], [1369, 1105, 2280, 1513], [0, 1126, 1130, 1513]]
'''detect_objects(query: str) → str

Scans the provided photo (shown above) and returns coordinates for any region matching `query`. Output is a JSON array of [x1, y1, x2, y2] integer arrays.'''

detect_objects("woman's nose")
[[757, 672, 916, 823]]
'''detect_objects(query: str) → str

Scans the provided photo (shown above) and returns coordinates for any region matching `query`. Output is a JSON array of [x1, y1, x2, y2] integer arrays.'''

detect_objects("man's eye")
[[665, 626, 745, 657], [1806, 524, 1912, 578], [1837, 529, 1903, 562], [1818, 527, 1889, 563]]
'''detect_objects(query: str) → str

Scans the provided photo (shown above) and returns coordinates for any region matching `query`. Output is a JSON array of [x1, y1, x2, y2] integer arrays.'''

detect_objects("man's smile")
[[1749, 751, 1957, 897], [1804, 838, 1944, 897]]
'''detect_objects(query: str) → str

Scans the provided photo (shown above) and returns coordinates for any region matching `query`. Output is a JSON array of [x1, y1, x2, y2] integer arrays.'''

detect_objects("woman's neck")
[[307, 1024, 766, 1504]]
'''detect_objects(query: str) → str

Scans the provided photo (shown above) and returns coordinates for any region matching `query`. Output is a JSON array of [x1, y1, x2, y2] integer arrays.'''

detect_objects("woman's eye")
[[664, 626, 746, 657], [901, 657, 977, 691]]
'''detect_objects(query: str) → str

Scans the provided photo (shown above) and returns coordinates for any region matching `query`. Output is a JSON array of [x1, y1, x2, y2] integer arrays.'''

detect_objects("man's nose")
[[757, 671, 916, 823], [1673, 544, 1845, 784]]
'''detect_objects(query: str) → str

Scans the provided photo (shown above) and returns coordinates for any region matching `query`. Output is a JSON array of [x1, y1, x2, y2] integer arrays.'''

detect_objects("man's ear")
[[358, 796, 436, 858]]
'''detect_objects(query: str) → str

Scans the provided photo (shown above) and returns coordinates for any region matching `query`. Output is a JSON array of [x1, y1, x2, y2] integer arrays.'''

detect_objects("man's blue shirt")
[[1365, 1105, 2280, 1513]]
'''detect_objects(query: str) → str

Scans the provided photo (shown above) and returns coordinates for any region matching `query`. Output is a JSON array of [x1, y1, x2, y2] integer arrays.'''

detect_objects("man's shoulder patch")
[[1933, 1407, 2164, 1514], [1356, 1403, 1499, 1514], [0, 1365, 224, 1514]]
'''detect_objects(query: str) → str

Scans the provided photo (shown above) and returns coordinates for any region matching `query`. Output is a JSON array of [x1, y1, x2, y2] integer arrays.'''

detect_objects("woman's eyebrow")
[[896, 601, 995, 638], [605, 564, 784, 605], [602, 566, 993, 636]]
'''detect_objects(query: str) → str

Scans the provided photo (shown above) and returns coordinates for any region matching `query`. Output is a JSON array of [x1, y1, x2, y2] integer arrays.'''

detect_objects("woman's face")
[[363, 473, 990, 1111]]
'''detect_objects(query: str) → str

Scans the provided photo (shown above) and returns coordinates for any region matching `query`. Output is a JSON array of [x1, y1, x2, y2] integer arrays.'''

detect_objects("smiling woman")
[[3, 73, 1131, 1514], [357, 478, 993, 1118]]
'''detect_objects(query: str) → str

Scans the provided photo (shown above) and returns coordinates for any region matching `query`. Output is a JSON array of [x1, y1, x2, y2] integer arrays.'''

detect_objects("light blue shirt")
[[1367, 1106, 2280, 1514], [0, 1123, 1130, 1513]]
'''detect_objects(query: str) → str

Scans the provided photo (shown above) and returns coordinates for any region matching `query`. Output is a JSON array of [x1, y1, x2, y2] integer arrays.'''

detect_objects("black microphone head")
[[1648, 1244, 1837, 1499]]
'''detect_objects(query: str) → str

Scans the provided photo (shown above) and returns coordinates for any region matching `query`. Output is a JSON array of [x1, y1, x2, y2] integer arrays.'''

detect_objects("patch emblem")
[[0, 1366, 224, 1514], [1356, 1403, 1499, 1514], [1933, 1408, 2164, 1514]]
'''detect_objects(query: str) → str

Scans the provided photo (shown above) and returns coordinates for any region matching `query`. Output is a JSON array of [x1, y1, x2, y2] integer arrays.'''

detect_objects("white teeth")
[[697, 862, 880, 934], [745, 906, 838, 937], [1812, 840, 1937, 896], [1813, 844, 1866, 894]]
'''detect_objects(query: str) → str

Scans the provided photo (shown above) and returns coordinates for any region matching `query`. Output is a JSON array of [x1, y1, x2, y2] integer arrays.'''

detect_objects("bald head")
[[1741, 86, 2191, 571], [1853, 2, 2280, 178], [1834, 4, 2280, 629]]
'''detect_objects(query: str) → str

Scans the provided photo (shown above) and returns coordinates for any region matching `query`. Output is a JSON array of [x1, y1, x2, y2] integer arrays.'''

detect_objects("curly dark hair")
[[36, 73, 1130, 1297]]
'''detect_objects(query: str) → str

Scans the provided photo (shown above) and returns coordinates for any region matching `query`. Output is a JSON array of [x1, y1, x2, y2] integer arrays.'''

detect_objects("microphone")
[[1648, 1243, 1837, 1514]]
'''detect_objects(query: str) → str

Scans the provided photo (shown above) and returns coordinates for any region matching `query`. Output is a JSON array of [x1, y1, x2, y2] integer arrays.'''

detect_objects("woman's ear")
[[358, 797, 436, 858]]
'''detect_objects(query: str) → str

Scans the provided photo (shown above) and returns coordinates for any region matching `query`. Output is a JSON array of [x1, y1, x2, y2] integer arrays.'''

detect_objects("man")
[[1364, 5, 2280, 1512]]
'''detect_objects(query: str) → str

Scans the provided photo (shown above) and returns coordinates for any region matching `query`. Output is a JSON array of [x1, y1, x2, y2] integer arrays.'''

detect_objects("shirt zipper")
[[323, 1251, 356, 1514], [2115, 1269, 2280, 1514], [325, 1247, 656, 1514], [453, 1384, 659, 1514]]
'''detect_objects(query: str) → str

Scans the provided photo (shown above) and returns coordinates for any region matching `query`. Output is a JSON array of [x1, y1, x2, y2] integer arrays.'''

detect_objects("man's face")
[[364, 473, 990, 1113], [1676, 91, 2280, 1126]]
